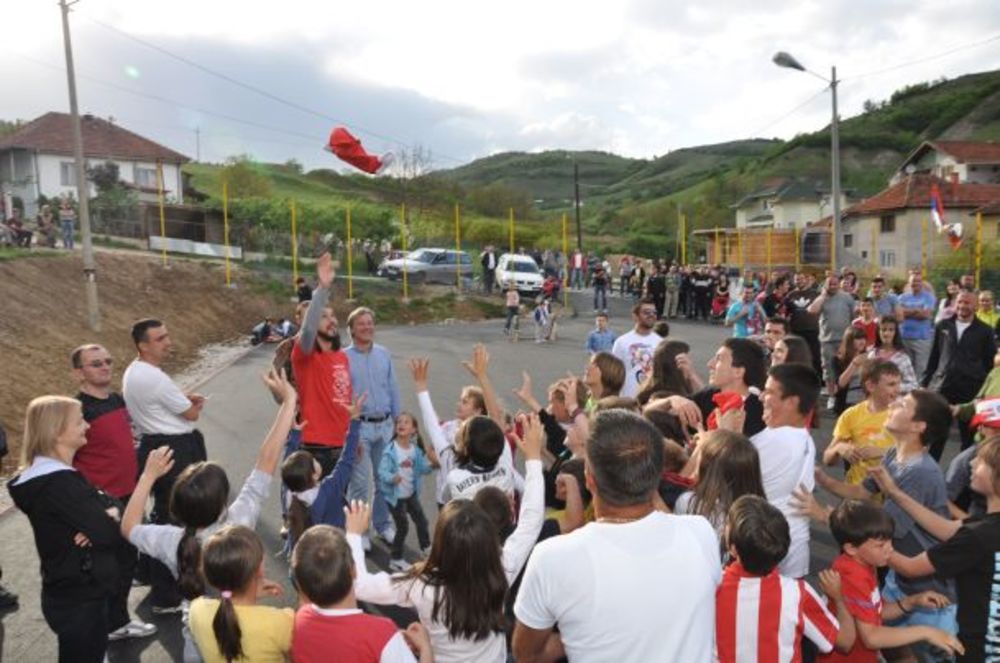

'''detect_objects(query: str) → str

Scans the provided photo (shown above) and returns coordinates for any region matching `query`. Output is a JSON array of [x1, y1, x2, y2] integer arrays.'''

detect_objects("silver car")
[[378, 248, 474, 285]]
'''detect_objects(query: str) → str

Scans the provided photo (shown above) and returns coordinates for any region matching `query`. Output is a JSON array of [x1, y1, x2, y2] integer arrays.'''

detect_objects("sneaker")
[[109, 620, 158, 641], [389, 558, 410, 572], [379, 524, 397, 544], [362, 535, 372, 552], [826, 396, 836, 410], [0, 585, 18, 610], [151, 604, 184, 615]]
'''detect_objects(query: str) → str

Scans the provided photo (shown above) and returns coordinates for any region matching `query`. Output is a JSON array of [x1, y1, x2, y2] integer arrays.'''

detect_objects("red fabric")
[[818, 554, 881, 663], [74, 396, 138, 499], [291, 341, 352, 447], [661, 471, 695, 489], [292, 608, 397, 663], [327, 127, 385, 174], [707, 391, 744, 430], [852, 318, 878, 348]]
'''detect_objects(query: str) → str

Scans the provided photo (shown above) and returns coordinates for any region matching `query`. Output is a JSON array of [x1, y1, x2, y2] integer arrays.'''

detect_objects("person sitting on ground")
[[188, 526, 294, 663], [290, 524, 432, 663], [36, 204, 57, 248], [716, 495, 854, 663], [347, 412, 545, 663]]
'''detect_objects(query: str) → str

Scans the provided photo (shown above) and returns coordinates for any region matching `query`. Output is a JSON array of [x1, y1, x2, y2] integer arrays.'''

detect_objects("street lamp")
[[773, 51, 841, 272]]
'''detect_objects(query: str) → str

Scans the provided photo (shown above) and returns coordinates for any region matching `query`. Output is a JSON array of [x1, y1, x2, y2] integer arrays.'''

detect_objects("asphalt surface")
[[0, 288, 965, 661]]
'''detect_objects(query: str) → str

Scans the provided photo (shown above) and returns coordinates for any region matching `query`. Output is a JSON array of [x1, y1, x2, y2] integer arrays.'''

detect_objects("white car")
[[495, 254, 543, 295]]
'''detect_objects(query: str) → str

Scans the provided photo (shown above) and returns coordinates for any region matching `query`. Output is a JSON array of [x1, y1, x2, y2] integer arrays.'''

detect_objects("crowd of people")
[[5, 250, 1000, 663], [1, 199, 77, 250]]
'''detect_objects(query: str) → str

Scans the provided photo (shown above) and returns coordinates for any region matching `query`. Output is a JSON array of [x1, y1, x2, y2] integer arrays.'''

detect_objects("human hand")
[[841, 444, 863, 465], [922, 627, 965, 656], [675, 353, 695, 377], [555, 472, 579, 496], [262, 368, 296, 405], [343, 500, 371, 536], [560, 376, 581, 413], [402, 622, 432, 657], [347, 392, 368, 420], [461, 343, 490, 380], [257, 578, 284, 598], [512, 371, 538, 409], [409, 358, 430, 392], [791, 483, 830, 522], [856, 445, 885, 461], [716, 406, 746, 434], [73, 532, 92, 547], [818, 569, 842, 601], [143, 446, 175, 480], [514, 412, 544, 461], [911, 591, 952, 610], [866, 465, 899, 497], [316, 252, 335, 289]]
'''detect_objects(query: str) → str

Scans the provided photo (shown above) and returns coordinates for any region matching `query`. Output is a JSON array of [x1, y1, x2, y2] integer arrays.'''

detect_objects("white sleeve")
[[346, 532, 414, 608], [417, 391, 450, 457], [226, 469, 272, 529], [380, 632, 418, 663], [129, 524, 183, 574], [502, 459, 545, 583], [155, 373, 194, 416], [501, 444, 525, 495]]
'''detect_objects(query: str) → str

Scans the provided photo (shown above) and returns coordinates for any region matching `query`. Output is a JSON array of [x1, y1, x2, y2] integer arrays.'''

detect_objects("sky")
[[4, 0, 1000, 173]]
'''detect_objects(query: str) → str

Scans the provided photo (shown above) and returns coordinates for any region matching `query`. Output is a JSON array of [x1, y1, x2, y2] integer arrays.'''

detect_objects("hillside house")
[[0, 112, 189, 217], [890, 140, 1000, 186], [731, 177, 850, 230]]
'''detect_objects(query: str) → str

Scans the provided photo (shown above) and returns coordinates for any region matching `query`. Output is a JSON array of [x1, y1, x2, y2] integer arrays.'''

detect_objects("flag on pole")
[[930, 182, 963, 250], [325, 127, 393, 174]]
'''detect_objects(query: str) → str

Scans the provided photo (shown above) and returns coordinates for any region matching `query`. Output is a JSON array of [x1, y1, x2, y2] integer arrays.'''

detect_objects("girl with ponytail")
[[188, 526, 292, 663]]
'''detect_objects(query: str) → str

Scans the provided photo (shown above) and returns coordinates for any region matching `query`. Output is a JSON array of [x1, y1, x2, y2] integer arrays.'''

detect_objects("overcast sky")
[[5, 1, 1000, 172]]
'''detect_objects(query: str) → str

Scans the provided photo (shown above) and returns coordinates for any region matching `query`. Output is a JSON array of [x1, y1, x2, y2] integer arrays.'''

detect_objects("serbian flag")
[[930, 183, 963, 250], [325, 127, 392, 174]]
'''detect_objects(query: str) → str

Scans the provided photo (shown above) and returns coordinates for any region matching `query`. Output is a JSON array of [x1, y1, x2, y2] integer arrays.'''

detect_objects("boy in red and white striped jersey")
[[716, 495, 854, 663]]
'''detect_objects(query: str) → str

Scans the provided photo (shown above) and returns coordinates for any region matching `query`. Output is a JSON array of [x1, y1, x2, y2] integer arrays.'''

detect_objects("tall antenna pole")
[[59, 0, 100, 331]]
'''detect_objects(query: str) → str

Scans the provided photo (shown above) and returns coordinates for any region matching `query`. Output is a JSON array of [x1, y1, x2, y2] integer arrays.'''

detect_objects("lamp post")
[[773, 51, 841, 272]]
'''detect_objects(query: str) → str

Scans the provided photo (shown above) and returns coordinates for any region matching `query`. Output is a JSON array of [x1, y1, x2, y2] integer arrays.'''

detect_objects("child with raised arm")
[[716, 495, 854, 662], [871, 436, 1000, 663], [345, 413, 545, 663], [290, 524, 432, 663]]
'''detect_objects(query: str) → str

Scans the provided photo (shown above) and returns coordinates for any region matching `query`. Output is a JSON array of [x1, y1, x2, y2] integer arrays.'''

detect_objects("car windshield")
[[406, 249, 437, 264], [510, 260, 539, 274]]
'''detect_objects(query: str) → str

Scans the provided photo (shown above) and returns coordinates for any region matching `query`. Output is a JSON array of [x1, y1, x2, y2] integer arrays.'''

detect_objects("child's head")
[[595, 312, 608, 330], [455, 386, 486, 421], [585, 351, 626, 398], [281, 451, 323, 546], [456, 415, 506, 469], [972, 437, 1000, 498], [291, 525, 355, 608], [725, 495, 790, 575], [829, 499, 894, 568], [473, 486, 513, 534], [201, 526, 264, 662], [170, 461, 231, 599], [885, 390, 953, 448], [690, 430, 765, 522], [394, 412, 420, 446], [660, 438, 688, 474], [406, 500, 507, 640]]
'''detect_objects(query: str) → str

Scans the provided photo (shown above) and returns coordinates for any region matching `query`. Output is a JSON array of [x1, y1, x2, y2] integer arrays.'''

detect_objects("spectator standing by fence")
[[58, 198, 75, 250], [899, 271, 937, 382]]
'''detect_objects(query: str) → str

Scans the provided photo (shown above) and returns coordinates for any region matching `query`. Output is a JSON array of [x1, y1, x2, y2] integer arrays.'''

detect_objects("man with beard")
[[292, 252, 353, 477], [611, 299, 663, 398]]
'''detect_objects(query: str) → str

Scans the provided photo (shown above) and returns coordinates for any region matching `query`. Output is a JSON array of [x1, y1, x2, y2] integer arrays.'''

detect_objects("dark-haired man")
[[784, 272, 822, 378], [611, 299, 663, 398], [694, 338, 768, 437], [513, 410, 720, 662], [123, 318, 206, 613], [751, 363, 820, 578], [923, 289, 997, 458]]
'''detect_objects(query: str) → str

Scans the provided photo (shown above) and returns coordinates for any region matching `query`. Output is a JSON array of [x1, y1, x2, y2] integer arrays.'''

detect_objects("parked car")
[[495, 253, 544, 296], [378, 248, 473, 285]]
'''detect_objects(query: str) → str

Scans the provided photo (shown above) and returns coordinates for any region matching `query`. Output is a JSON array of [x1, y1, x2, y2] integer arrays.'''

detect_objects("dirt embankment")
[[0, 252, 291, 473]]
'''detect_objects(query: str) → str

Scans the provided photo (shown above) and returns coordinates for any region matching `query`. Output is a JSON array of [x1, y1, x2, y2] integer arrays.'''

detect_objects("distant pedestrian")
[[58, 198, 75, 250], [585, 312, 616, 354], [592, 262, 609, 312], [481, 245, 498, 294], [295, 276, 313, 302]]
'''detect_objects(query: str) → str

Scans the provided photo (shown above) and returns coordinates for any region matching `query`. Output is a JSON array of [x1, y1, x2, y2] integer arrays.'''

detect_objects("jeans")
[[389, 494, 430, 558], [505, 306, 519, 333], [571, 268, 583, 289], [61, 219, 74, 249], [594, 284, 607, 311], [348, 418, 393, 535], [109, 510, 138, 631], [42, 593, 109, 663], [903, 337, 932, 383]]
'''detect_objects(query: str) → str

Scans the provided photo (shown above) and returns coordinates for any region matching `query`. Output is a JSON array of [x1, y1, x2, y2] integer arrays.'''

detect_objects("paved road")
[[0, 290, 961, 661]]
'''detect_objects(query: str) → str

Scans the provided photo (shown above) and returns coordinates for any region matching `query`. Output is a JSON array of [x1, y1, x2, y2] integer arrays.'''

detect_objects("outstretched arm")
[[255, 369, 299, 475], [867, 466, 960, 541], [122, 446, 175, 540], [299, 253, 334, 356], [463, 344, 504, 427]]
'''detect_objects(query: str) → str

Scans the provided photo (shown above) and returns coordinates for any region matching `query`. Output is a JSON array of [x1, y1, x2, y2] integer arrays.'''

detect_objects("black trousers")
[[389, 495, 430, 558], [42, 593, 109, 663], [301, 443, 344, 479], [109, 498, 138, 631], [137, 430, 207, 608]]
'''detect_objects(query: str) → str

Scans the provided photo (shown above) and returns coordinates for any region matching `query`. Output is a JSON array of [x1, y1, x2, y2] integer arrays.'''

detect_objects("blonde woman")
[[8, 396, 126, 663]]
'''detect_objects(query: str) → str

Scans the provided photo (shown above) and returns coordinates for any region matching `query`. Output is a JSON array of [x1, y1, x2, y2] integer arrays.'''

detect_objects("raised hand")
[[462, 343, 490, 380], [262, 367, 296, 405], [514, 412, 544, 461], [866, 465, 899, 497], [343, 499, 371, 536], [716, 406, 746, 434], [142, 446, 175, 480], [316, 252, 335, 289], [347, 392, 369, 420], [409, 358, 430, 392], [402, 622, 432, 658], [512, 371, 539, 410]]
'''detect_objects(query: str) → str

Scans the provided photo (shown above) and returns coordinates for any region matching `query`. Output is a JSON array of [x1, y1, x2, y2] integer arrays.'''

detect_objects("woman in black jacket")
[[8, 396, 124, 663]]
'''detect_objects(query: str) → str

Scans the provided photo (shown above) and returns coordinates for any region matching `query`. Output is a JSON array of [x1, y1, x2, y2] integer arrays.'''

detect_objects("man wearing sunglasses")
[[71, 344, 157, 641], [611, 298, 664, 398]]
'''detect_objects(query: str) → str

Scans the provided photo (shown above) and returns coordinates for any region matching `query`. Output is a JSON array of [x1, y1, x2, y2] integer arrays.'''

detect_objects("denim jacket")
[[377, 440, 433, 507]]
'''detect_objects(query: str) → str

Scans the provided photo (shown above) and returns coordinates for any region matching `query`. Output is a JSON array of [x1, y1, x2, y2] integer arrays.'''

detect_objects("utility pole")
[[59, 0, 100, 331], [829, 66, 842, 272], [195, 127, 201, 162], [573, 161, 582, 250]]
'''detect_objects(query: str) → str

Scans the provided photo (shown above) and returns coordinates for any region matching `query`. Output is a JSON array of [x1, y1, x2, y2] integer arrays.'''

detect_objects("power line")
[[749, 87, 829, 137], [79, 12, 468, 166], [849, 31, 1000, 81]]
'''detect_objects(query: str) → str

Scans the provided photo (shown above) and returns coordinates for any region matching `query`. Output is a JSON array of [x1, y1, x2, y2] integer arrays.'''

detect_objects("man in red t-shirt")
[[71, 343, 156, 642], [292, 252, 353, 477]]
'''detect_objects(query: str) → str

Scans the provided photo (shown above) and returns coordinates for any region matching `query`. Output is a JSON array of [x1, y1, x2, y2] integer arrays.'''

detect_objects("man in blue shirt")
[[869, 276, 902, 321], [898, 271, 937, 381], [586, 312, 616, 354], [725, 285, 762, 338], [345, 306, 401, 546]]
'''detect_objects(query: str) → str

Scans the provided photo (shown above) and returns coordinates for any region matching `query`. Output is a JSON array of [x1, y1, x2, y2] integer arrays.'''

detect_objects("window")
[[843, 234, 854, 248], [880, 214, 896, 233], [879, 250, 896, 268], [60, 162, 76, 187], [135, 167, 158, 188], [861, 250, 868, 259]]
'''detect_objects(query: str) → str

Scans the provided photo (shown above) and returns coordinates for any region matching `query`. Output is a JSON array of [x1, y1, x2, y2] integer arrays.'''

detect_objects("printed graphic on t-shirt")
[[331, 363, 351, 404], [989, 552, 1000, 655], [627, 342, 655, 386]]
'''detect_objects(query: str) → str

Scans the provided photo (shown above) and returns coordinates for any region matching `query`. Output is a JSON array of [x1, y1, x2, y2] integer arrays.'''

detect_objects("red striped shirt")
[[717, 562, 839, 663]]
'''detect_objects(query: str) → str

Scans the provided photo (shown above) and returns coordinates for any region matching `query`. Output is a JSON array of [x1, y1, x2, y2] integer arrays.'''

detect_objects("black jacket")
[[8, 463, 122, 600], [693, 387, 766, 438], [923, 317, 998, 403]]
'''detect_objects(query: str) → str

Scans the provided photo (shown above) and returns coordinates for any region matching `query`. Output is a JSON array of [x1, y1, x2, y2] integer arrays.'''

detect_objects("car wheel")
[[410, 271, 427, 285]]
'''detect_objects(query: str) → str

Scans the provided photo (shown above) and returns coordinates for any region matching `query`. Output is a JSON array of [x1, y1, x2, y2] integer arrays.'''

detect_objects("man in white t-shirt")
[[122, 318, 206, 613], [513, 410, 721, 662], [611, 298, 663, 398], [750, 362, 821, 578]]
